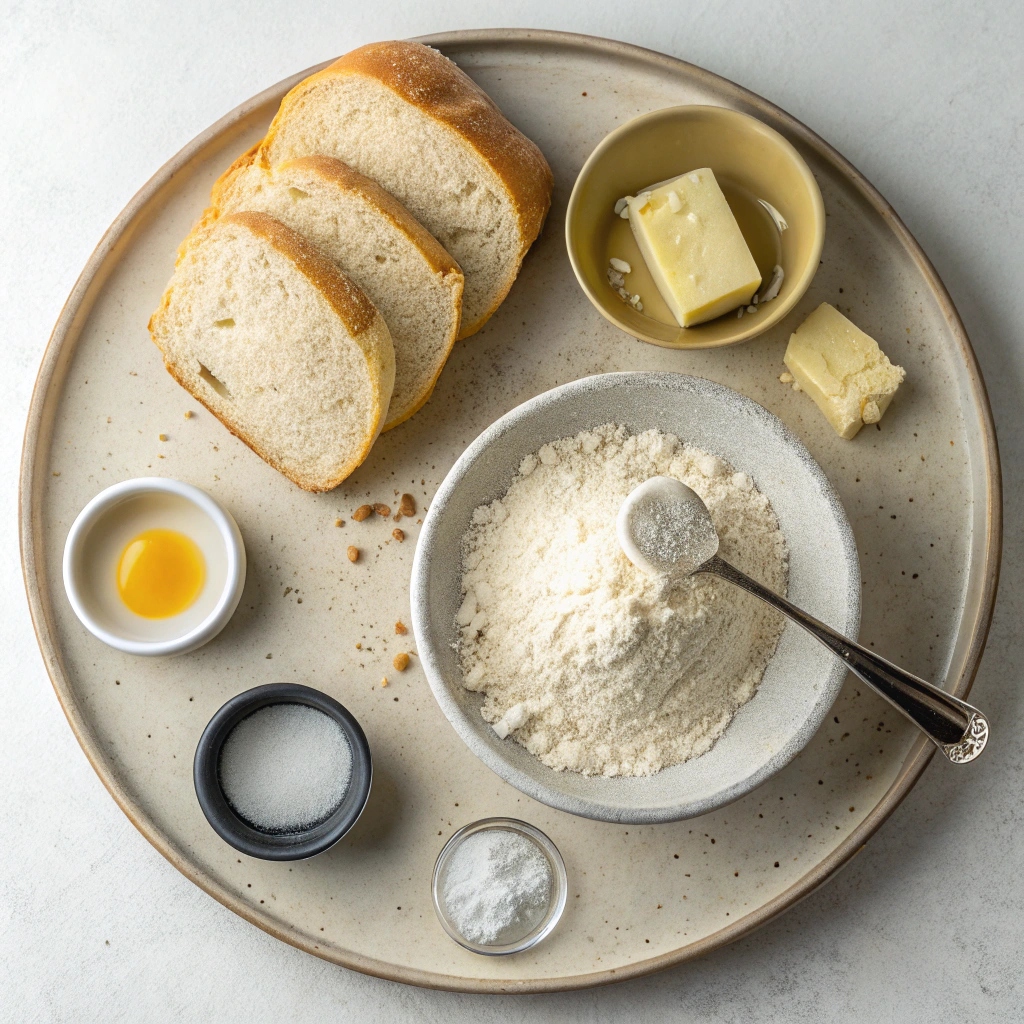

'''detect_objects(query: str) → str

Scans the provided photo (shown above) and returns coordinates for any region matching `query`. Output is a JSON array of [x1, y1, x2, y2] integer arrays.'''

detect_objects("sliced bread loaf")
[[257, 40, 553, 339], [149, 211, 395, 492], [209, 154, 463, 430]]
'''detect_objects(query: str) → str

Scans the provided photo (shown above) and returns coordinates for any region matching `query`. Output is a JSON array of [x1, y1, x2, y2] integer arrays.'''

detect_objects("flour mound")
[[457, 424, 789, 778]]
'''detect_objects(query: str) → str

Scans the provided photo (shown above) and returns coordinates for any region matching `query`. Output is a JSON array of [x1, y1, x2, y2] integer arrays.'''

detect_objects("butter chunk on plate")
[[784, 302, 906, 439], [627, 169, 761, 327]]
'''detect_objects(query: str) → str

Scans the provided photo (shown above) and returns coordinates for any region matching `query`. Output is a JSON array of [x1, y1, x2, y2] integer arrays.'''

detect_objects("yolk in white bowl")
[[69, 489, 231, 645], [117, 528, 205, 618]]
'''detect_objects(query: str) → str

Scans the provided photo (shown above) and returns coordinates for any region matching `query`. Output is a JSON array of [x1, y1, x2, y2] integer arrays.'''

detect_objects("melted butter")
[[604, 178, 783, 327], [117, 528, 205, 618]]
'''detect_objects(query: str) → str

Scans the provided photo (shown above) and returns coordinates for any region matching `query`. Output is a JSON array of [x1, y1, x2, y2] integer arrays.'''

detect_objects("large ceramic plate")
[[20, 30, 1000, 993]]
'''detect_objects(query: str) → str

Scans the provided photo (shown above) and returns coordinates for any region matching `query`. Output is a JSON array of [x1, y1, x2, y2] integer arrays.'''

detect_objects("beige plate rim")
[[19, 29, 1002, 994]]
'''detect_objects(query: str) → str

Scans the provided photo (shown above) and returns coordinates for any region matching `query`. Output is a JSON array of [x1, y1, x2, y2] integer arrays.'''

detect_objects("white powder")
[[458, 424, 788, 777], [621, 478, 720, 577], [219, 704, 352, 831], [442, 829, 553, 945]]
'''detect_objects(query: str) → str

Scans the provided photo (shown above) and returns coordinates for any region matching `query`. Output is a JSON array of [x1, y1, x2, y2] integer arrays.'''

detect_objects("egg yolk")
[[117, 529, 205, 618]]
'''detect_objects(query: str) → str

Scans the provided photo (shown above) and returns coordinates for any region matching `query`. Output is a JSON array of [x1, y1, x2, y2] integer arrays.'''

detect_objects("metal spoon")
[[616, 476, 989, 763]]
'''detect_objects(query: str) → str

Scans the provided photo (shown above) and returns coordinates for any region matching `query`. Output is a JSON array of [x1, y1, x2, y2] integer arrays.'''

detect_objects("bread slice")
[[208, 154, 463, 430], [257, 40, 553, 339], [149, 211, 395, 492]]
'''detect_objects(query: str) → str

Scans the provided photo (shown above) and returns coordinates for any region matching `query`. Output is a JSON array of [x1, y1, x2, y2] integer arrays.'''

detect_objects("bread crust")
[[259, 40, 553, 337], [207, 143, 260, 224], [278, 157, 463, 430], [208, 149, 466, 284], [291, 156, 462, 278], [149, 212, 395, 492], [330, 42, 553, 253], [226, 211, 380, 335], [210, 156, 464, 430]]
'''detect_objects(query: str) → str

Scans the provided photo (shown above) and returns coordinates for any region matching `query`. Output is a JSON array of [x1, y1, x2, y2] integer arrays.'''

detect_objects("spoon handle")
[[700, 555, 989, 763]]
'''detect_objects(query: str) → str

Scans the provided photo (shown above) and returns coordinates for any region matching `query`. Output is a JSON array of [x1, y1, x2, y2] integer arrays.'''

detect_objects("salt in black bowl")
[[194, 683, 372, 860]]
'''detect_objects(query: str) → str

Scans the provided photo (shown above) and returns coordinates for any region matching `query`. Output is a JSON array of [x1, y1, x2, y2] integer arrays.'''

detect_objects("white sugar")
[[442, 829, 552, 945], [219, 704, 352, 832]]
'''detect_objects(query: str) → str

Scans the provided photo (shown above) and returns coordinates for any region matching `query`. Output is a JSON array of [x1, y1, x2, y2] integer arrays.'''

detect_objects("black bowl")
[[194, 683, 372, 860]]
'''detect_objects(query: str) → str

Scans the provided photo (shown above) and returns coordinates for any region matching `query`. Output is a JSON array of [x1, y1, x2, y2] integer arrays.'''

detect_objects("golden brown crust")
[[149, 212, 393, 492], [210, 142, 261, 211], [382, 373, 442, 432], [325, 42, 552, 252], [223, 211, 379, 336], [259, 40, 553, 332], [280, 155, 463, 281], [270, 156, 464, 429], [380, 262, 462, 432], [173, 144, 263, 262], [212, 158, 464, 430]]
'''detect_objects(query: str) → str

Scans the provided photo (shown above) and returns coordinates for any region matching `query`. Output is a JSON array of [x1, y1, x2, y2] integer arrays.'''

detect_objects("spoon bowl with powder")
[[617, 476, 989, 763]]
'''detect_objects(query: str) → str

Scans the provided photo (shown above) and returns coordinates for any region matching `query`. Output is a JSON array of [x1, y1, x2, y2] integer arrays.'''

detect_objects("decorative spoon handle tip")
[[699, 555, 988, 764]]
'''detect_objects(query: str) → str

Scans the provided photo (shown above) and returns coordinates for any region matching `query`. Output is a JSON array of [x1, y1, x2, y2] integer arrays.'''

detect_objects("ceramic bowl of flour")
[[411, 372, 860, 823]]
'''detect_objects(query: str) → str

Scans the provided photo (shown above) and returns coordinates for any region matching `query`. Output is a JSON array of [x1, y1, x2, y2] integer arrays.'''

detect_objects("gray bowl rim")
[[193, 682, 372, 860], [411, 371, 861, 823]]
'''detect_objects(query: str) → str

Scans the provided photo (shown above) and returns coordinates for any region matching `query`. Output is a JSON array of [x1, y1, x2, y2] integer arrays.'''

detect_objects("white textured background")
[[3, 1, 1023, 1020]]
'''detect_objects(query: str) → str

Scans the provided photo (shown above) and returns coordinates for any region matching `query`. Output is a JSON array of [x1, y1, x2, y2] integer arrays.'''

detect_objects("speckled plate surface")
[[20, 30, 1000, 993], [412, 373, 861, 823]]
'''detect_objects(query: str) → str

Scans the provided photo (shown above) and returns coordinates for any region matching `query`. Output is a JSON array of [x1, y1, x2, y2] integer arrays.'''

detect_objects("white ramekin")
[[62, 477, 246, 657]]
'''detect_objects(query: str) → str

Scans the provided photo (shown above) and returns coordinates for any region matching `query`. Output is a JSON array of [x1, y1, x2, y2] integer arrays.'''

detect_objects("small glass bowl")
[[431, 817, 567, 955]]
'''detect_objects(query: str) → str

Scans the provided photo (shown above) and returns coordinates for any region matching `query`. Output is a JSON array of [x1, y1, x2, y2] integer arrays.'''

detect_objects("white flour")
[[457, 424, 788, 777]]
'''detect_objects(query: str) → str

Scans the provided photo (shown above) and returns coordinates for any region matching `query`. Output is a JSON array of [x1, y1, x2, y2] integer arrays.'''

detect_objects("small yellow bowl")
[[566, 105, 825, 349]]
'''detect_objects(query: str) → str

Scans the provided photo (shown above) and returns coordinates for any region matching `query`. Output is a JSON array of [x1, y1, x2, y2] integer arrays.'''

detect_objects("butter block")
[[627, 169, 761, 327], [784, 303, 906, 439]]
